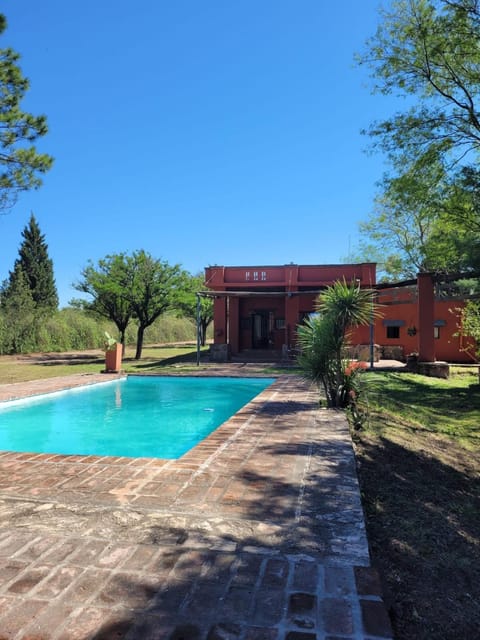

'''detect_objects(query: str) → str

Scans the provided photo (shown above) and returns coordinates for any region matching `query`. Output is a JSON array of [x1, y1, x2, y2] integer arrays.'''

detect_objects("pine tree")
[[12, 213, 58, 311], [0, 14, 53, 211]]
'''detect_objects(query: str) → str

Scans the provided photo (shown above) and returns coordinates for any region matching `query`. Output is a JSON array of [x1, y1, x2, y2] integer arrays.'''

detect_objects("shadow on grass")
[[131, 350, 206, 369], [36, 354, 104, 366], [146, 343, 199, 351], [356, 435, 480, 640], [367, 369, 479, 403], [366, 371, 480, 440]]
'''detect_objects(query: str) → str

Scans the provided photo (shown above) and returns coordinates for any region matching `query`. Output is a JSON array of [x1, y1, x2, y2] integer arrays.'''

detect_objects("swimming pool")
[[0, 376, 275, 459]]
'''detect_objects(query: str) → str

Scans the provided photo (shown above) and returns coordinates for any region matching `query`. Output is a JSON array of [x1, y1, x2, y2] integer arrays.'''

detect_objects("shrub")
[[296, 280, 377, 412], [0, 306, 199, 354]]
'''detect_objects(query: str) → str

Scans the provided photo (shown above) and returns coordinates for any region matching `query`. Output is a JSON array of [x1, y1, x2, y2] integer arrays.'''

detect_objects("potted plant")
[[104, 332, 123, 373], [406, 351, 419, 370]]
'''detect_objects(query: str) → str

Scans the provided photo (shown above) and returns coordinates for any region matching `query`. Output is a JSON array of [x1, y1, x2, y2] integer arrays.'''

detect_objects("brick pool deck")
[[0, 372, 393, 640]]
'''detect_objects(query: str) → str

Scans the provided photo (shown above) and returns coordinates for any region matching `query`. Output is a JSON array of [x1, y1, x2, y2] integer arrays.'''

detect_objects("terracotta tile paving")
[[0, 372, 393, 639]]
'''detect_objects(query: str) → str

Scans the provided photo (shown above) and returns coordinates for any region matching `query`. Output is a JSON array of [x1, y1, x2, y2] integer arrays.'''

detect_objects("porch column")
[[285, 294, 299, 349], [213, 297, 227, 344], [417, 273, 435, 362], [228, 296, 239, 355]]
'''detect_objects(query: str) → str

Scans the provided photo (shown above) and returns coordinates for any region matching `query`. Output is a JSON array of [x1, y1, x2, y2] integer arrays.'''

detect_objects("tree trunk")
[[120, 329, 126, 356], [135, 325, 145, 360], [200, 321, 207, 347]]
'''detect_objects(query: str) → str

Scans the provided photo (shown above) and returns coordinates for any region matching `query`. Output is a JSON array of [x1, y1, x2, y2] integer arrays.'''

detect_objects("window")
[[275, 318, 285, 330], [383, 319, 404, 339], [434, 320, 445, 339], [386, 326, 400, 339]]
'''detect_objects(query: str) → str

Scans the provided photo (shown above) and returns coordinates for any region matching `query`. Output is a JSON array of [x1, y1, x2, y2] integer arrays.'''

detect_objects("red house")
[[204, 263, 475, 364]]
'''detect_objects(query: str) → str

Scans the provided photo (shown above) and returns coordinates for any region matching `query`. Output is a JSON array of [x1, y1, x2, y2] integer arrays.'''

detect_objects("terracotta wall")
[[205, 263, 377, 290], [205, 265, 476, 362], [357, 297, 476, 363]]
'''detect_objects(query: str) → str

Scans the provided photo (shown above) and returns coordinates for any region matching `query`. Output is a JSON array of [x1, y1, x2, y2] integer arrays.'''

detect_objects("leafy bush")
[[0, 307, 196, 354], [0, 307, 198, 354], [142, 313, 197, 345]]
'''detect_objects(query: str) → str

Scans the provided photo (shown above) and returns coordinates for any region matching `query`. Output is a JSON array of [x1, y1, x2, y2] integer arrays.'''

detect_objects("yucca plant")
[[297, 279, 377, 409]]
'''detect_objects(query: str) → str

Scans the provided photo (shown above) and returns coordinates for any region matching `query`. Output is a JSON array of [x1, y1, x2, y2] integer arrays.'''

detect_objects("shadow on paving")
[[258, 400, 317, 415], [356, 435, 480, 640], [0, 377, 392, 639], [75, 449, 370, 638], [74, 426, 480, 640], [83, 541, 367, 640], [87, 544, 324, 640]]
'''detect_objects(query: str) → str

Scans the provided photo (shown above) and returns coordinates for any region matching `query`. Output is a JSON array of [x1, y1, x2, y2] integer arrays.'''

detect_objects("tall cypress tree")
[[12, 213, 58, 311]]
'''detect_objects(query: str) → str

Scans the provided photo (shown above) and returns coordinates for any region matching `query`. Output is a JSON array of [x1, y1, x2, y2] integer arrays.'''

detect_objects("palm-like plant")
[[297, 279, 377, 408]]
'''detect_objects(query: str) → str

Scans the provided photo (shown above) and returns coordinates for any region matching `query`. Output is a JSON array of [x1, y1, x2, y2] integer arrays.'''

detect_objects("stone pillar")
[[417, 273, 435, 362]]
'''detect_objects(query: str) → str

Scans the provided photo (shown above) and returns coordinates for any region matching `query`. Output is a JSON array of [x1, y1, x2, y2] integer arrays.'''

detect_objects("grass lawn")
[[0, 344, 212, 384], [353, 370, 480, 640], [0, 343, 288, 384]]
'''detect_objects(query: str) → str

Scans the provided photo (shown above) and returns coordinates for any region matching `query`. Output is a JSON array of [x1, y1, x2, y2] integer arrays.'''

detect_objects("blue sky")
[[1, 1, 397, 307]]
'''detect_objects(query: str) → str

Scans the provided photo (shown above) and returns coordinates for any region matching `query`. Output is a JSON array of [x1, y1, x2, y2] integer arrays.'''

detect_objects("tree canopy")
[[74, 251, 186, 359], [121, 251, 185, 359], [359, 0, 480, 162], [0, 15, 53, 211], [356, 0, 480, 279], [74, 253, 133, 348]]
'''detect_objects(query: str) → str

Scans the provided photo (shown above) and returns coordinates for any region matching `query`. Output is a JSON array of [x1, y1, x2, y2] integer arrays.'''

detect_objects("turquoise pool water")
[[0, 376, 275, 459]]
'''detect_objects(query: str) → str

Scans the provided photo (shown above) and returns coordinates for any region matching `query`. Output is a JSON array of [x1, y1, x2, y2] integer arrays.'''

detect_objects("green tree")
[[0, 262, 36, 353], [0, 15, 53, 211], [10, 213, 58, 310], [175, 273, 213, 346], [296, 280, 376, 409], [123, 251, 185, 359], [357, 1, 480, 277], [440, 166, 480, 271], [355, 149, 457, 278], [74, 251, 185, 359], [359, 0, 480, 163], [353, 158, 480, 279], [453, 299, 480, 367], [1, 213, 57, 352], [73, 253, 133, 349]]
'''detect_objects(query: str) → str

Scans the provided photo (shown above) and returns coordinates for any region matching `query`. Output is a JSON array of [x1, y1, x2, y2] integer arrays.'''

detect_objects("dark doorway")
[[252, 311, 270, 348]]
